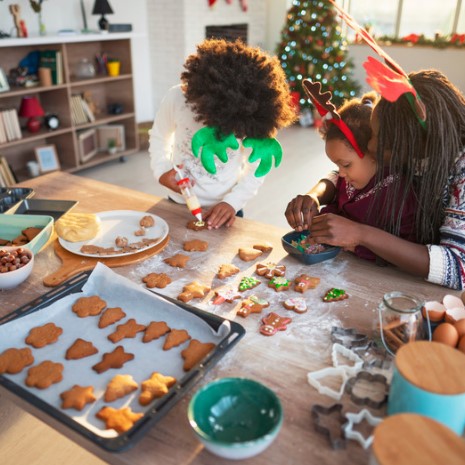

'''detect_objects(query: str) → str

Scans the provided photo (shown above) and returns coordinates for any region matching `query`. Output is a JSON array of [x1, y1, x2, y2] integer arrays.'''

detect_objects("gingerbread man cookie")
[[268, 276, 291, 292], [0, 347, 34, 374], [60, 385, 96, 411], [139, 372, 177, 405], [283, 297, 308, 314], [260, 312, 292, 336], [181, 339, 216, 371], [163, 253, 190, 268], [238, 247, 263, 262], [25, 322, 63, 348], [143, 321, 171, 343], [294, 274, 320, 293], [186, 219, 207, 231], [96, 406, 143, 433], [256, 262, 286, 279], [183, 239, 208, 252], [65, 338, 98, 360], [108, 319, 146, 343], [72, 295, 107, 317], [323, 288, 349, 302], [163, 329, 191, 350], [92, 346, 134, 374], [217, 263, 240, 279], [238, 276, 261, 292], [104, 374, 139, 402], [98, 307, 126, 328], [212, 288, 241, 305], [142, 272, 172, 289], [26, 360, 64, 389], [177, 281, 210, 303], [237, 295, 269, 318]]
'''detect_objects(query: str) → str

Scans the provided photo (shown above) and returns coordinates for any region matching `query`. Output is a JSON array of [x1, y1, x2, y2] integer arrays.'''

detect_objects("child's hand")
[[310, 214, 362, 249], [285, 195, 319, 231], [204, 202, 236, 229], [159, 169, 180, 193]]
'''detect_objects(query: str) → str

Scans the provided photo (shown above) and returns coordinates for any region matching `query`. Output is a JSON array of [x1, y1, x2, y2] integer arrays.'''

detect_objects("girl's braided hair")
[[181, 38, 296, 139], [375, 69, 465, 243]]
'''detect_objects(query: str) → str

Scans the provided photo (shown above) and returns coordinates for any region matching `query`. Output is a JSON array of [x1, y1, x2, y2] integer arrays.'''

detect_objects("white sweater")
[[148, 85, 265, 212]]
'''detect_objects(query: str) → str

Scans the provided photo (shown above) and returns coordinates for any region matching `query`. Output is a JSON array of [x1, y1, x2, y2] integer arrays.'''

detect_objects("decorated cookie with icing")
[[255, 262, 286, 279], [212, 288, 241, 305], [237, 295, 269, 318], [238, 276, 261, 292], [260, 312, 292, 336], [283, 297, 308, 314], [323, 288, 349, 302], [294, 274, 320, 293], [268, 276, 291, 292]]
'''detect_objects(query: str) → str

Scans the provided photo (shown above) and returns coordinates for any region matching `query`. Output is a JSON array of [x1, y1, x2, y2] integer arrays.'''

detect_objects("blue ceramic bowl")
[[281, 231, 340, 265], [188, 377, 283, 460]]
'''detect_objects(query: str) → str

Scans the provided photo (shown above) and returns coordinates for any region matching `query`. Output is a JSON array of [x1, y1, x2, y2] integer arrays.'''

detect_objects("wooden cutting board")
[[43, 236, 170, 287]]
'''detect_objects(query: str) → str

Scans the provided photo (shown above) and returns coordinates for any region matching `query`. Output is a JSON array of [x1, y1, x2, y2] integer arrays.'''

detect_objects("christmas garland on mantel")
[[353, 33, 465, 49]]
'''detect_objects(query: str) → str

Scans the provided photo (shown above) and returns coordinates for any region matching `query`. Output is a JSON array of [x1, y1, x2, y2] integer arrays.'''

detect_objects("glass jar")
[[75, 58, 96, 79], [377, 291, 430, 355]]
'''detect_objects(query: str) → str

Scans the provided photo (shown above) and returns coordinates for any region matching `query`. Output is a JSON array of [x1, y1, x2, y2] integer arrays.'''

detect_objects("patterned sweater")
[[428, 151, 465, 289]]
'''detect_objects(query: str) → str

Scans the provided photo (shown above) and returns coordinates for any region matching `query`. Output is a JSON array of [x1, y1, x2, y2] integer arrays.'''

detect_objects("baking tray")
[[0, 267, 245, 452], [6, 198, 78, 220], [0, 187, 35, 213]]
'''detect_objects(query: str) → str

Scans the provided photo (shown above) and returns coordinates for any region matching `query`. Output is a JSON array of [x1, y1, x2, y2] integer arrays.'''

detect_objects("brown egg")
[[422, 301, 446, 322], [458, 334, 465, 354], [454, 319, 465, 338], [445, 307, 465, 324], [432, 322, 459, 347]]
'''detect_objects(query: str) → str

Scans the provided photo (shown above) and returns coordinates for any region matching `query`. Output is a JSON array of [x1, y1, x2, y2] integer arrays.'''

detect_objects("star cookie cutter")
[[311, 403, 346, 449], [307, 366, 349, 401], [330, 326, 369, 349], [344, 371, 389, 409], [342, 409, 382, 449], [331, 343, 363, 375]]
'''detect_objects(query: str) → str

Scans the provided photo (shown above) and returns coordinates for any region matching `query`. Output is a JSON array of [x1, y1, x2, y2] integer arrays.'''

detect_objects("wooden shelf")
[[0, 36, 139, 181]]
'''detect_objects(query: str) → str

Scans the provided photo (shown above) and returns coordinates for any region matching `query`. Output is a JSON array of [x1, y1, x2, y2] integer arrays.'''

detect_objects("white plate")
[[58, 210, 169, 258]]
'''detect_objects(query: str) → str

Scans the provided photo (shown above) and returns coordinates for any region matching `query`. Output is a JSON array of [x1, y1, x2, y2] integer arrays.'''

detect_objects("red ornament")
[[401, 33, 420, 44]]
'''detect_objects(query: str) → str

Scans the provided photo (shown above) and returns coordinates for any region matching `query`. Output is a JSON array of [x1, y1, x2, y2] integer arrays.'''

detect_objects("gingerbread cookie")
[[115, 236, 128, 248], [260, 313, 292, 336], [0, 347, 34, 374], [181, 339, 216, 371], [183, 239, 208, 252], [283, 297, 308, 314], [177, 281, 211, 303], [212, 288, 241, 305], [96, 406, 143, 433], [163, 329, 191, 350], [65, 338, 98, 360], [323, 288, 349, 302], [268, 276, 291, 292], [104, 374, 139, 402], [108, 319, 146, 343], [294, 274, 320, 293], [139, 372, 177, 405], [237, 295, 269, 318], [26, 361, 64, 389], [60, 385, 96, 411], [25, 322, 63, 348], [238, 247, 263, 262], [163, 253, 190, 268], [92, 346, 134, 373], [255, 262, 286, 279], [253, 241, 273, 253], [98, 307, 126, 328], [186, 219, 207, 231], [217, 263, 240, 279], [142, 272, 172, 289], [140, 215, 155, 228], [238, 276, 261, 292], [72, 295, 107, 318], [143, 321, 171, 343]]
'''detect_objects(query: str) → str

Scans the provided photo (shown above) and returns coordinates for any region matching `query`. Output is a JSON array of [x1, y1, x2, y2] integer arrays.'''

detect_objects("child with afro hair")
[[149, 38, 296, 229]]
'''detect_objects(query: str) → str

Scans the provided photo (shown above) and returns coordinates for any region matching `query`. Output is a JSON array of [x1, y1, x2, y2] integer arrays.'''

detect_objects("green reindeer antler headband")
[[192, 127, 283, 178]]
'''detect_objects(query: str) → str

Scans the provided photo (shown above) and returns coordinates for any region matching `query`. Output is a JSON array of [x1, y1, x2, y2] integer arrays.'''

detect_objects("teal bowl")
[[188, 377, 283, 460]]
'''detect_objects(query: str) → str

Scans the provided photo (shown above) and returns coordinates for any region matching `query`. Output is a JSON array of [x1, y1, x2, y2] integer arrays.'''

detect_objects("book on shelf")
[[0, 156, 17, 186], [0, 109, 22, 142], [39, 49, 63, 85], [71, 94, 95, 124], [0, 112, 7, 144]]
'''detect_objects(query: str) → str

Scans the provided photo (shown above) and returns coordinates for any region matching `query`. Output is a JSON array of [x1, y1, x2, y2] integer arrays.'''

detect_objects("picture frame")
[[0, 68, 10, 93], [78, 128, 98, 162], [34, 144, 60, 173], [96, 124, 125, 152]]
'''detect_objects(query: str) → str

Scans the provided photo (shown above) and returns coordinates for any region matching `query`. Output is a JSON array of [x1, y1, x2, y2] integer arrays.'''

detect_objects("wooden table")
[[0, 172, 450, 465]]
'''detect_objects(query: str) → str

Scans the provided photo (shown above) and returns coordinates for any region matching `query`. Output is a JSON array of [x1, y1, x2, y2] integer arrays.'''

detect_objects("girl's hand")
[[285, 194, 319, 231], [310, 214, 363, 249], [204, 202, 236, 229], [159, 169, 180, 193]]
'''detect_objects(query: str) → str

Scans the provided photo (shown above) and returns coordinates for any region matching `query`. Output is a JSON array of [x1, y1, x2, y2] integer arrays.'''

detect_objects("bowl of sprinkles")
[[281, 231, 340, 265]]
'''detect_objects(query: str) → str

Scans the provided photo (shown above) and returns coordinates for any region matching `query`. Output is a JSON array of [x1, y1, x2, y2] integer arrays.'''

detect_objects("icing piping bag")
[[173, 164, 203, 222]]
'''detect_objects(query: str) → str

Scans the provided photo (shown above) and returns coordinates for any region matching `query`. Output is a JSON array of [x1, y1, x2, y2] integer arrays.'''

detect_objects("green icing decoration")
[[324, 288, 346, 301], [239, 277, 260, 291], [270, 277, 290, 288], [243, 137, 283, 177], [191, 127, 239, 174]]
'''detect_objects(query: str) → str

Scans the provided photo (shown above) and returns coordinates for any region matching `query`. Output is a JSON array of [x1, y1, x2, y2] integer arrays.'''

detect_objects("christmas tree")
[[276, 0, 360, 116]]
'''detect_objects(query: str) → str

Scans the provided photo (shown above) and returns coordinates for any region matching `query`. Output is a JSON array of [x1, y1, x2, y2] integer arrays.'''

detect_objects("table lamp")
[[92, 0, 114, 31], [18, 96, 45, 133]]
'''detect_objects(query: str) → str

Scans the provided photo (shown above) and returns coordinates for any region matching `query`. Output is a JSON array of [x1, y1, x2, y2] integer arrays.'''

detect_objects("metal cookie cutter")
[[342, 409, 382, 449], [311, 403, 346, 450], [307, 366, 349, 401], [344, 371, 389, 409], [330, 326, 369, 349], [331, 343, 364, 375]]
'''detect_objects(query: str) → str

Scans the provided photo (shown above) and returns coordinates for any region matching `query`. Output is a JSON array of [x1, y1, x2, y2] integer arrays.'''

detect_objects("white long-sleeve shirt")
[[149, 85, 266, 212]]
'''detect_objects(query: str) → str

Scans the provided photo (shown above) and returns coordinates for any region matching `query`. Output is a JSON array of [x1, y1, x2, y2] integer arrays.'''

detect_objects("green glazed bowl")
[[188, 377, 283, 460]]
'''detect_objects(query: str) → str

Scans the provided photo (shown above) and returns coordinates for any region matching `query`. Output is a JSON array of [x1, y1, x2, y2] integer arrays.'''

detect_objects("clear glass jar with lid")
[[377, 291, 430, 355], [75, 58, 96, 79]]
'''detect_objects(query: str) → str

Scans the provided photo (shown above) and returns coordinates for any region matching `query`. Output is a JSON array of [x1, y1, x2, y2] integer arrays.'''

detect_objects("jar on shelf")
[[377, 291, 430, 355], [75, 59, 96, 79]]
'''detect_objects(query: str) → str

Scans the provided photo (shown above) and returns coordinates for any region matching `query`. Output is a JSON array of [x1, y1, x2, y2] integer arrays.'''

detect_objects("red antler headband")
[[328, 0, 426, 129], [302, 79, 365, 159]]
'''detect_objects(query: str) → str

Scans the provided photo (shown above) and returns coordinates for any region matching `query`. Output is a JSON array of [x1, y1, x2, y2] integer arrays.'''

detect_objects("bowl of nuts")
[[0, 246, 34, 290]]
